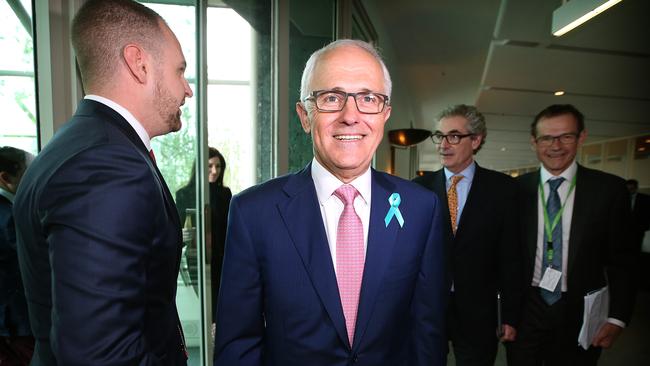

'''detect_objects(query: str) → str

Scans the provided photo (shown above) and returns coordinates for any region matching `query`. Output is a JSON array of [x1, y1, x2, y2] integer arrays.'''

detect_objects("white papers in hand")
[[578, 286, 609, 350]]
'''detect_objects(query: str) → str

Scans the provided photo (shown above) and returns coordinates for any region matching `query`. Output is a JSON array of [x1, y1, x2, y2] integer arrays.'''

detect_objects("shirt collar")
[[311, 158, 371, 205], [540, 160, 577, 184], [84, 95, 152, 151], [0, 187, 15, 203], [443, 160, 476, 183]]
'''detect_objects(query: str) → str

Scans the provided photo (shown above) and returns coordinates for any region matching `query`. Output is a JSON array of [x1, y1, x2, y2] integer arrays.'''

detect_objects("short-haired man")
[[214, 39, 447, 365], [0, 147, 33, 365], [413, 104, 522, 365], [13, 0, 193, 364], [506, 104, 636, 365]]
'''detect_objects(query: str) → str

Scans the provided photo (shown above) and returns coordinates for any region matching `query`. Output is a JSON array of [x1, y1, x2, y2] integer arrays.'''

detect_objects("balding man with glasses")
[[506, 104, 636, 366], [414, 104, 523, 366], [214, 39, 447, 366]]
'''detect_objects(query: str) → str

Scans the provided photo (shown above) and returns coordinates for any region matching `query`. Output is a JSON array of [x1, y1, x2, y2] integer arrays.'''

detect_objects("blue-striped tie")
[[540, 177, 564, 305]]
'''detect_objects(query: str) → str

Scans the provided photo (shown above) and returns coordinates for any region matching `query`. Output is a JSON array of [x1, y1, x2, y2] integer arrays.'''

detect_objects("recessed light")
[[554, 91, 565, 96], [500, 147, 507, 151]]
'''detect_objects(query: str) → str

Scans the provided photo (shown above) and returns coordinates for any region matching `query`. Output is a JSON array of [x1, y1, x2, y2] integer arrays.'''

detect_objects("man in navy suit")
[[13, 1, 193, 364], [214, 39, 447, 366], [0, 147, 33, 365]]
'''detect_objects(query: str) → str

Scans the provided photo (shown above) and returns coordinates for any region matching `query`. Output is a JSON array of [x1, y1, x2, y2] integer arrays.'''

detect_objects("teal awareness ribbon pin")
[[384, 193, 405, 228]]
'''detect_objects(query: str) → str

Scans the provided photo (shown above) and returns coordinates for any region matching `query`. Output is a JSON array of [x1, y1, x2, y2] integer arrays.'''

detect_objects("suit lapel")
[[277, 166, 348, 346], [84, 100, 182, 230], [567, 165, 588, 277], [80, 100, 183, 269], [454, 165, 483, 241], [524, 171, 540, 263], [352, 170, 399, 350]]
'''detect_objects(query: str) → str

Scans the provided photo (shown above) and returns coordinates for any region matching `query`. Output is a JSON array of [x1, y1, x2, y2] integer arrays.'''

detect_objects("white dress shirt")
[[532, 161, 576, 292], [84, 95, 152, 151], [311, 158, 371, 274]]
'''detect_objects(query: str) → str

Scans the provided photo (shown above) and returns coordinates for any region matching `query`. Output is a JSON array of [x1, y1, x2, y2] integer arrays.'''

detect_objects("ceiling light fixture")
[[552, 0, 623, 37], [554, 91, 565, 96]]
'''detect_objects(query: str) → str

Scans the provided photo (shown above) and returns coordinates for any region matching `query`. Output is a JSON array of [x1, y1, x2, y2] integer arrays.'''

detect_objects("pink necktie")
[[334, 184, 364, 346]]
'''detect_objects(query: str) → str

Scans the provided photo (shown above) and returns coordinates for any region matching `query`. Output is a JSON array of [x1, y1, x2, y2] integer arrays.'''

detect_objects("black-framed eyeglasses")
[[431, 133, 475, 145], [534, 133, 579, 147], [303, 90, 389, 114]]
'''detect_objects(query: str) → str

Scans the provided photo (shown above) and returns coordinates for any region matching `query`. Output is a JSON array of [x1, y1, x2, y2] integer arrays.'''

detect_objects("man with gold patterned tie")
[[414, 104, 523, 366], [214, 39, 447, 366]]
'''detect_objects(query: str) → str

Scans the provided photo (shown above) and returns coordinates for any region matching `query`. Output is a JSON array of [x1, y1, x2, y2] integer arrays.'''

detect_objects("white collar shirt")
[[533, 160, 577, 291], [311, 158, 371, 275]]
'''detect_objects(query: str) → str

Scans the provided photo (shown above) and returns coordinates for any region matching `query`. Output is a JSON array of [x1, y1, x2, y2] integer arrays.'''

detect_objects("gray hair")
[[299, 39, 392, 103], [437, 104, 487, 153]]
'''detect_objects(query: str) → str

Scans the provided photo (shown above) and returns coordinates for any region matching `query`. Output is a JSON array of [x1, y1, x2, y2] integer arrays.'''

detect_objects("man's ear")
[[296, 102, 311, 134], [123, 44, 148, 84]]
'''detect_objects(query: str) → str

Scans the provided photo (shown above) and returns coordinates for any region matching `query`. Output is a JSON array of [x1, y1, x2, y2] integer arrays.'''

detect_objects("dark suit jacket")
[[0, 194, 31, 337], [517, 165, 636, 329], [214, 165, 447, 366], [413, 164, 523, 339], [13, 100, 187, 365]]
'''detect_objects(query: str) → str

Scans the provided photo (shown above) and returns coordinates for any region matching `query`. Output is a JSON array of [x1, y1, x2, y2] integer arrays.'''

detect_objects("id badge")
[[539, 267, 562, 292]]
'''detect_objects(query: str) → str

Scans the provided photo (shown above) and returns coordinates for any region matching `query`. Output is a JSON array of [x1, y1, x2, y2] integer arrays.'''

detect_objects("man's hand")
[[591, 322, 623, 348], [499, 324, 517, 342]]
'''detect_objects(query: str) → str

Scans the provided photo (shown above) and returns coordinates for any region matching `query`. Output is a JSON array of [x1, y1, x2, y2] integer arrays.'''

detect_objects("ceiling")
[[362, 0, 650, 172]]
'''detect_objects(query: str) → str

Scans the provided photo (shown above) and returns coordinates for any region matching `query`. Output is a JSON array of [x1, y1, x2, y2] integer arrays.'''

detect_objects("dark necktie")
[[540, 177, 564, 305], [149, 149, 157, 165]]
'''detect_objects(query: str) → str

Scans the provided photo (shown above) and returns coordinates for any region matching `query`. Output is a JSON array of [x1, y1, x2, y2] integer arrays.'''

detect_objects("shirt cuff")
[[607, 318, 626, 328]]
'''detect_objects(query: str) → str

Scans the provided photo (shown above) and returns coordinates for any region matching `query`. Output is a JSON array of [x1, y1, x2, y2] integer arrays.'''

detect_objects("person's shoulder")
[[477, 165, 515, 184], [411, 169, 442, 189], [233, 172, 294, 204], [578, 165, 626, 186], [375, 170, 438, 201]]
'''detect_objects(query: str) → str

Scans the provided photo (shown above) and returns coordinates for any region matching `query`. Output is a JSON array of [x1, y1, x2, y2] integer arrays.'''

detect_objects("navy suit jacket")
[[214, 165, 447, 366], [13, 100, 187, 365], [0, 194, 31, 337]]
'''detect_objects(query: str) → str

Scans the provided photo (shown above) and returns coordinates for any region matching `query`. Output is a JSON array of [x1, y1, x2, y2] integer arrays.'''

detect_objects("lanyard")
[[538, 175, 576, 263]]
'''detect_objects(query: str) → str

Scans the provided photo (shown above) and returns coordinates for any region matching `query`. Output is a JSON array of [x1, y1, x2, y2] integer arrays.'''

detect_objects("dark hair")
[[626, 179, 639, 188], [71, 0, 164, 90], [531, 104, 585, 137], [209, 147, 227, 187], [0, 146, 28, 176], [437, 104, 487, 153]]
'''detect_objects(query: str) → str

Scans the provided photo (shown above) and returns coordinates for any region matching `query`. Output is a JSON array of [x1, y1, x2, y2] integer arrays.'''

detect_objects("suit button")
[[351, 354, 358, 363]]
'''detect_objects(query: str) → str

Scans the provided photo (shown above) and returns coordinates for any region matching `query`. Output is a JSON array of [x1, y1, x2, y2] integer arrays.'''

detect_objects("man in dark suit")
[[506, 104, 636, 365], [12, 1, 193, 364], [0, 147, 33, 365], [214, 40, 447, 365], [413, 105, 522, 365], [626, 179, 650, 252]]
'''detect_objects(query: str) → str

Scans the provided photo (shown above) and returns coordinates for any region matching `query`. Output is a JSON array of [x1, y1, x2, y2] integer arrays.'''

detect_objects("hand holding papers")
[[578, 286, 608, 350]]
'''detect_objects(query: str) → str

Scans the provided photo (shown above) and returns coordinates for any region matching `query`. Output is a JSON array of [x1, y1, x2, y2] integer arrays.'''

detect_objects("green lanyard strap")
[[538, 175, 577, 263]]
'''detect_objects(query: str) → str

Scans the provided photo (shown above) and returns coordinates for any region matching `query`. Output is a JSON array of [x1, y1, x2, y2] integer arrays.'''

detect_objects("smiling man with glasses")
[[214, 39, 447, 366], [414, 104, 523, 366], [506, 104, 636, 366]]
